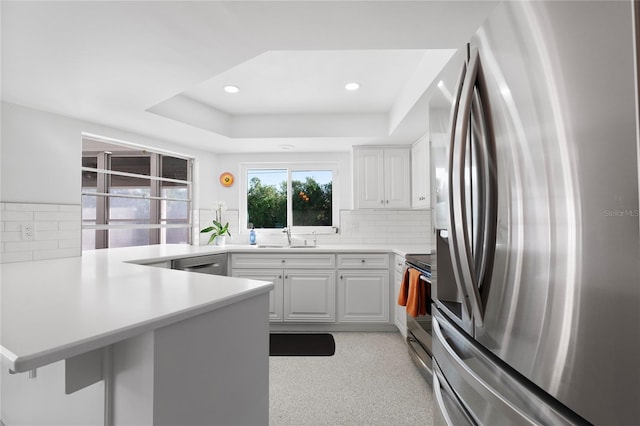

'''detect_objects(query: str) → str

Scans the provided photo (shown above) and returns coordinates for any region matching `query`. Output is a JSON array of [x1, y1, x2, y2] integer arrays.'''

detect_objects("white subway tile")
[[36, 221, 59, 231], [0, 251, 33, 263], [33, 212, 57, 221], [36, 230, 59, 241], [0, 232, 21, 242], [58, 221, 80, 231], [6, 203, 59, 212], [33, 248, 81, 261], [57, 230, 81, 240], [0, 210, 34, 221], [59, 238, 81, 249], [3, 222, 21, 232], [56, 212, 81, 222], [58, 205, 81, 212], [0, 203, 5, 211], [5, 240, 58, 252]]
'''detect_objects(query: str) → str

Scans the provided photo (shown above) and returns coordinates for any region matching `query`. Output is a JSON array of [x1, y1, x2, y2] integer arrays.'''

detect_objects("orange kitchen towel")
[[406, 269, 422, 317], [397, 268, 410, 306]]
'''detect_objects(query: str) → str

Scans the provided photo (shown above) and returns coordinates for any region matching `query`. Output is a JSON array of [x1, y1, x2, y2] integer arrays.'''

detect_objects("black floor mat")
[[269, 333, 336, 356]]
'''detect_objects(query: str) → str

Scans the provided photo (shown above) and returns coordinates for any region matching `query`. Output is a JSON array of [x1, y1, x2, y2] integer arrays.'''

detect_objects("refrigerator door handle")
[[450, 48, 485, 326], [470, 62, 498, 297], [447, 56, 473, 318]]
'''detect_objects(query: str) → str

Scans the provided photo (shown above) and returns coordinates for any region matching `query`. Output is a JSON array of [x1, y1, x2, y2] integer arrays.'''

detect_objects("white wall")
[[1, 101, 218, 209], [0, 101, 221, 424], [213, 151, 352, 211]]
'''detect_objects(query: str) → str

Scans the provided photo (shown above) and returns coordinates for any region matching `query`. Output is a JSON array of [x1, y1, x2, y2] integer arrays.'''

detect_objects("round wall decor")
[[219, 172, 234, 187]]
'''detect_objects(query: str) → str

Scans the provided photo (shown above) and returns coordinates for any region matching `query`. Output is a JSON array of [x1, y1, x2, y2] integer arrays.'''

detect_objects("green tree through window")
[[247, 176, 287, 228], [292, 177, 332, 226], [246, 169, 333, 229]]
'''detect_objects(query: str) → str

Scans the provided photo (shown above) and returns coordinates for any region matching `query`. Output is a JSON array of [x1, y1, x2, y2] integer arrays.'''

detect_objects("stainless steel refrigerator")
[[430, 1, 640, 425]]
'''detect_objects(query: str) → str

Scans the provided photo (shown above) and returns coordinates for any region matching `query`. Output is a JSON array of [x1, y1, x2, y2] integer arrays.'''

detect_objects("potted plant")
[[201, 201, 231, 246]]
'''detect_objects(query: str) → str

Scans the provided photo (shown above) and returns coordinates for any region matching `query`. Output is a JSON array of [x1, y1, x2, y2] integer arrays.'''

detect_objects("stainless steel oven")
[[404, 254, 433, 385]]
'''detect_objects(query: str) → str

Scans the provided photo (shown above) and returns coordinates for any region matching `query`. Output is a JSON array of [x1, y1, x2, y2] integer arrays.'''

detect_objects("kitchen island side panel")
[[112, 292, 270, 425]]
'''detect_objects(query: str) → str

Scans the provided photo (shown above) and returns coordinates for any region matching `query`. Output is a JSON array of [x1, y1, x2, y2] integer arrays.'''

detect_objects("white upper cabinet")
[[411, 136, 430, 208], [354, 147, 410, 209]]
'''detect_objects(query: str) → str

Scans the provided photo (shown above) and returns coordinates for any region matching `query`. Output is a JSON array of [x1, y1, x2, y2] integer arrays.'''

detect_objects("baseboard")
[[269, 323, 399, 333]]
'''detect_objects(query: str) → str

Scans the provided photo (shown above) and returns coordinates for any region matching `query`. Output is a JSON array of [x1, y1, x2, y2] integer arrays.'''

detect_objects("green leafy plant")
[[200, 201, 231, 244], [200, 219, 230, 244]]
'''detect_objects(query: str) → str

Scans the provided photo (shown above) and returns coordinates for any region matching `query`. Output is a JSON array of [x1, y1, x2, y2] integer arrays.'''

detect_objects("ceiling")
[[1, 1, 499, 154]]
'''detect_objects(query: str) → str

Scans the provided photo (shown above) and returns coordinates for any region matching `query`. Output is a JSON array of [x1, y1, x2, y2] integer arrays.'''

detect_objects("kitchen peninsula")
[[1, 246, 273, 425]]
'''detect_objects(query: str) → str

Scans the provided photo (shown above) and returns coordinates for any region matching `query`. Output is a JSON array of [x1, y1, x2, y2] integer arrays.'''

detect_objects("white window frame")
[[81, 135, 193, 249], [239, 162, 339, 235]]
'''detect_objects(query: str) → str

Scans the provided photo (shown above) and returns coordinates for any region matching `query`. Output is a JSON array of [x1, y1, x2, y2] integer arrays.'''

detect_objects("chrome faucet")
[[283, 227, 292, 245]]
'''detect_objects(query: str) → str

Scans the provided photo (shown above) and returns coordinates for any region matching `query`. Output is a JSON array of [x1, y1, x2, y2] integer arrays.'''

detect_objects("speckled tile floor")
[[269, 332, 433, 426]]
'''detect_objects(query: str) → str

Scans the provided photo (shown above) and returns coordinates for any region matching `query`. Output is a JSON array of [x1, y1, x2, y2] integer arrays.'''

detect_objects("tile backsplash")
[[0, 203, 430, 263], [0, 202, 82, 263], [198, 208, 432, 247]]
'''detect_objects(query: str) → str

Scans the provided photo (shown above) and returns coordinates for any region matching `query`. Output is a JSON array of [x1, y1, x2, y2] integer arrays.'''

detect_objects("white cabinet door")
[[337, 270, 389, 322], [284, 270, 335, 322], [354, 148, 385, 208], [384, 148, 411, 208], [411, 137, 430, 208], [232, 269, 283, 322], [354, 147, 410, 209]]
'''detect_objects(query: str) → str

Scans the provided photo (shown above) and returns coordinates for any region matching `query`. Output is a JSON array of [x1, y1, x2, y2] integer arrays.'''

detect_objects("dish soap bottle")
[[249, 225, 257, 245]]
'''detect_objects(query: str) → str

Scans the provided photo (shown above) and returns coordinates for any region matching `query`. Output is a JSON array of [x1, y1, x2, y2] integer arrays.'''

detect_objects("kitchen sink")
[[256, 244, 318, 249]]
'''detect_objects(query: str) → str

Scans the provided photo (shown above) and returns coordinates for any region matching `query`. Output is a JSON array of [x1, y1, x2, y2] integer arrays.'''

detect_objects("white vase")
[[214, 236, 226, 247]]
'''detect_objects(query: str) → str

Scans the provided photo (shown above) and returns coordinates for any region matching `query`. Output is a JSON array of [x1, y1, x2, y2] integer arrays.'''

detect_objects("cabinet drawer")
[[231, 253, 335, 269], [336, 253, 389, 269]]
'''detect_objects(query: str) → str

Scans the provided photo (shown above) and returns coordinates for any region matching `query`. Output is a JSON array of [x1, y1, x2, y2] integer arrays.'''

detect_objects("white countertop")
[[1, 246, 273, 373], [123, 243, 432, 264], [1, 243, 430, 373]]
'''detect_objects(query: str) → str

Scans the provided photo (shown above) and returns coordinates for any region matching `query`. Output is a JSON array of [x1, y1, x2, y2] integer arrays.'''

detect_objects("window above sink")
[[239, 162, 340, 236]]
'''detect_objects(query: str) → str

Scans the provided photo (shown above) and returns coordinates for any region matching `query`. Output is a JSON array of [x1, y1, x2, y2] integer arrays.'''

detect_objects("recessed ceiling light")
[[345, 82, 360, 91], [224, 85, 239, 94]]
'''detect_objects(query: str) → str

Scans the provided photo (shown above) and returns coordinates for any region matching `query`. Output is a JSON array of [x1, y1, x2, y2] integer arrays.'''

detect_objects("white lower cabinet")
[[338, 270, 389, 322], [284, 270, 335, 322], [232, 269, 284, 321], [231, 253, 336, 323], [337, 253, 390, 323], [231, 252, 396, 326]]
